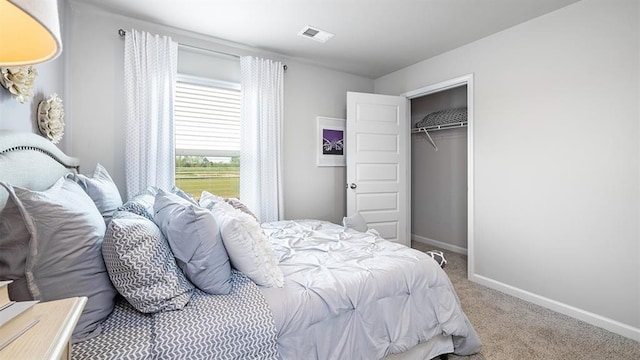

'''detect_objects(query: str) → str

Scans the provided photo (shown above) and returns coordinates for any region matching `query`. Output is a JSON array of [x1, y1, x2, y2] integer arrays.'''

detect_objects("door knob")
[[349, 183, 357, 189]]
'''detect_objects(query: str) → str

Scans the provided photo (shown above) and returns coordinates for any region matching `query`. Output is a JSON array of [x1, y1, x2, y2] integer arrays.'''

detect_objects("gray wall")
[[65, 1, 373, 225], [0, 0, 69, 151], [411, 86, 468, 253], [283, 63, 372, 223], [376, 0, 639, 339]]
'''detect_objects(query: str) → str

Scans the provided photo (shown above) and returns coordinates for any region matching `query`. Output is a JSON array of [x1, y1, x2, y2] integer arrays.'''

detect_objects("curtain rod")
[[118, 29, 287, 71]]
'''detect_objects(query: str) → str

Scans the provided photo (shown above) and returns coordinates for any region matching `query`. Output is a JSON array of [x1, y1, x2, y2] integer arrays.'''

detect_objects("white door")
[[346, 92, 409, 246]]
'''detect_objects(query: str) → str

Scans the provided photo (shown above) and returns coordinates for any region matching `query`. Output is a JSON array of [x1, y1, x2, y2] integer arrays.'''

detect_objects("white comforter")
[[261, 220, 481, 360]]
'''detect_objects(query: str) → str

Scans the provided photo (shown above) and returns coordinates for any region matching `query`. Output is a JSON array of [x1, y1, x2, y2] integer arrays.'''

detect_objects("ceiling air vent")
[[298, 25, 334, 43]]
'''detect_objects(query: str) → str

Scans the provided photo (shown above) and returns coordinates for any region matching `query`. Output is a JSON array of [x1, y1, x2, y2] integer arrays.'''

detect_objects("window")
[[174, 75, 241, 199]]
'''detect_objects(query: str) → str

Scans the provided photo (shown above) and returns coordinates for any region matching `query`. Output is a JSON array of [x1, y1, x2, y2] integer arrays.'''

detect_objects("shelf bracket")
[[421, 128, 438, 151]]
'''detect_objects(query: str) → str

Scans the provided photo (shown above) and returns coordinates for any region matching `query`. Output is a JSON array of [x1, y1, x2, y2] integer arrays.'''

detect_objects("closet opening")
[[405, 74, 473, 271]]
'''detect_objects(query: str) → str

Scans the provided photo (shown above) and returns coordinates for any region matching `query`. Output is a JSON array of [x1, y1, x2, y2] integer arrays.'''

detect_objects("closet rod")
[[411, 121, 467, 133], [411, 121, 468, 151], [118, 29, 288, 71]]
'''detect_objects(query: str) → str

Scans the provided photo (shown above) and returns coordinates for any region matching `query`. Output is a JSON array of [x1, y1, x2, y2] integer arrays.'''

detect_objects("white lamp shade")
[[0, 0, 62, 66]]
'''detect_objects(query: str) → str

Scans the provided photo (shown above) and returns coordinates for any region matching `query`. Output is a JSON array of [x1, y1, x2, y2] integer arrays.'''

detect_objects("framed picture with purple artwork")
[[317, 116, 345, 167]]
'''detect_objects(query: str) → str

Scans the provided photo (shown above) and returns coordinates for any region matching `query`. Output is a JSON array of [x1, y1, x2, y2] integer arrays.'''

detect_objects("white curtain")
[[240, 56, 284, 222], [123, 29, 178, 199]]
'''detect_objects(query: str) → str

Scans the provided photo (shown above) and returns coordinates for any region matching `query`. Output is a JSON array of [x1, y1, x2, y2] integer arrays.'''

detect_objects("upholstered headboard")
[[0, 130, 79, 207]]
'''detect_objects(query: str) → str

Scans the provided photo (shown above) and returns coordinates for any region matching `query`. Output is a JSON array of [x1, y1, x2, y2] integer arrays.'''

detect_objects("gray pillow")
[[198, 190, 225, 211], [103, 211, 194, 313], [225, 198, 259, 222], [200, 191, 258, 221], [0, 196, 31, 301], [0, 178, 118, 342], [171, 186, 198, 205], [75, 163, 123, 225], [154, 189, 232, 295]]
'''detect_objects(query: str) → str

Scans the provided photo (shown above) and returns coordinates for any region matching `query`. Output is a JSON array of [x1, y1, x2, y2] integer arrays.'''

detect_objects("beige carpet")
[[411, 241, 640, 360]]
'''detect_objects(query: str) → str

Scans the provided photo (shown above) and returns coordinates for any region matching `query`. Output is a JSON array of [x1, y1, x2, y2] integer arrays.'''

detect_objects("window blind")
[[175, 79, 241, 156]]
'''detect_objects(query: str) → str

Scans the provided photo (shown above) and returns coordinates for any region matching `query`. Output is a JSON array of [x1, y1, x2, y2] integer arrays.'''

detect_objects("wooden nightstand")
[[0, 297, 87, 360]]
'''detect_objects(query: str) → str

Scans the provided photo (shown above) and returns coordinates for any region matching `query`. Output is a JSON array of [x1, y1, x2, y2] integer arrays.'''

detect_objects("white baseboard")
[[412, 234, 467, 255], [413, 234, 640, 341], [469, 273, 640, 342]]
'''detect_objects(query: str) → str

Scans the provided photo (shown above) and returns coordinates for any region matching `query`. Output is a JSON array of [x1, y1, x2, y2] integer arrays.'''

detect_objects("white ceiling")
[[75, 0, 581, 79]]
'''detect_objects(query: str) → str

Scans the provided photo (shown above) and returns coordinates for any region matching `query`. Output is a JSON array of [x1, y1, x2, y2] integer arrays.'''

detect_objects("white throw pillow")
[[210, 202, 283, 288], [342, 211, 369, 232]]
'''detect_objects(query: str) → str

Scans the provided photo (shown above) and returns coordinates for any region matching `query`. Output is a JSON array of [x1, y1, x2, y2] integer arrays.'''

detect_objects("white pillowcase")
[[210, 202, 283, 288], [342, 211, 369, 232]]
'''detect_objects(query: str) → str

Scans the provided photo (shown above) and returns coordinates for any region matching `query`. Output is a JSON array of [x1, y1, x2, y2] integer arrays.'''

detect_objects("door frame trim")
[[401, 73, 475, 279]]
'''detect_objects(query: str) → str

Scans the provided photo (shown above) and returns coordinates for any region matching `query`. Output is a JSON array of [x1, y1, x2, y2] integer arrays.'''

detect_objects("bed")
[[0, 130, 480, 359]]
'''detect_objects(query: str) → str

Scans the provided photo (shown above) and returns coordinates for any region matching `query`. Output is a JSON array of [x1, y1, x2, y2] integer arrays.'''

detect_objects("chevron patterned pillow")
[[103, 211, 194, 313], [116, 186, 158, 221]]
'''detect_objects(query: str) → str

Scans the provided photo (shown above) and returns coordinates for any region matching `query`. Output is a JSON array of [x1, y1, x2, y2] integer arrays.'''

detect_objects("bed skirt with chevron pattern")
[[72, 270, 278, 360]]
